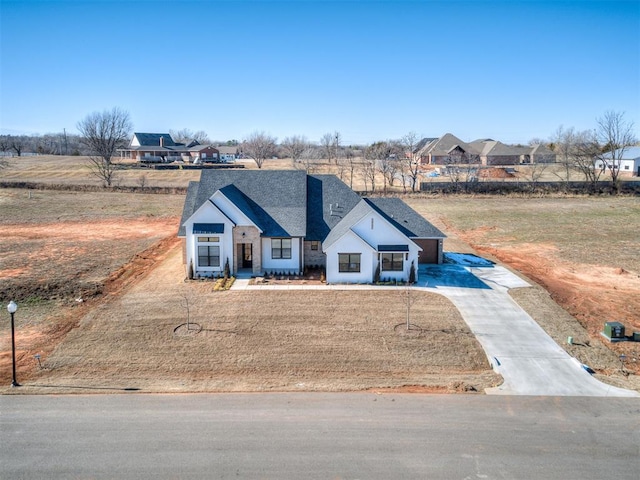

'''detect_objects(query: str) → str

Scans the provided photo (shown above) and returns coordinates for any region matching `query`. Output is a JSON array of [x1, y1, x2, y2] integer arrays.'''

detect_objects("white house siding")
[[183, 202, 235, 277], [350, 210, 420, 269], [325, 231, 375, 284], [325, 210, 421, 283], [595, 158, 640, 176], [261, 237, 302, 273]]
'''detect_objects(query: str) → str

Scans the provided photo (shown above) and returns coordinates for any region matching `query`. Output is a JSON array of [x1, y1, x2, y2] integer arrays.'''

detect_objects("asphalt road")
[[1, 393, 639, 479]]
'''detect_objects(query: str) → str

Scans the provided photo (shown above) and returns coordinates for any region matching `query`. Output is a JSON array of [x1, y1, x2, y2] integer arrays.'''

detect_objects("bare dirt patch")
[[0, 217, 179, 302]]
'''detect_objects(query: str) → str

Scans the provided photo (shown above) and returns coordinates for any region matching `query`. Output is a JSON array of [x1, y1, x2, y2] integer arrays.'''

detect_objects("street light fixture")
[[7, 300, 20, 387]]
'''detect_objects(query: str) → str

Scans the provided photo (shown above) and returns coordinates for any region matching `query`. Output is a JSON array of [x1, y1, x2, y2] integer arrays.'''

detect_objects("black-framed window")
[[339, 253, 361, 273], [310, 241, 319, 251], [381, 253, 403, 271], [198, 245, 220, 267], [272, 238, 292, 259], [197, 236, 220, 243]]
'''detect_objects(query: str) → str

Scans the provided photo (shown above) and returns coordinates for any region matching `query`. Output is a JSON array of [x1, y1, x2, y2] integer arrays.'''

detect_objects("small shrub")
[[223, 258, 230, 279], [188, 260, 194, 280]]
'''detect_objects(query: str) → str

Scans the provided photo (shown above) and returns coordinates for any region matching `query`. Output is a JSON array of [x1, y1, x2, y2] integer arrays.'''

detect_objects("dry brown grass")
[[9, 246, 498, 394]]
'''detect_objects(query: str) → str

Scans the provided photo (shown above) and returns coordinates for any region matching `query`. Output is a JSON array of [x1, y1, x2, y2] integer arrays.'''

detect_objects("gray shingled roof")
[[181, 170, 308, 237], [365, 198, 446, 238], [306, 174, 362, 241], [414, 137, 438, 153], [133, 133, 177, 147], [178, 181, 200, 236], [419, 133, 479, 156], [322, 200, 374, 250], [179, 171, 446, 246]]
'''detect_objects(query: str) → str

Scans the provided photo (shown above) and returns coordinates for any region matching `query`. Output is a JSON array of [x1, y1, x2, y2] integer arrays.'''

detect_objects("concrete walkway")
[[231, 264, 638, 397]]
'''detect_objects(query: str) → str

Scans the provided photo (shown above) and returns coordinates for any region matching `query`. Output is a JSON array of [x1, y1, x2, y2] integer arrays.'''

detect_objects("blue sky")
[[1, 0, 639, 145]]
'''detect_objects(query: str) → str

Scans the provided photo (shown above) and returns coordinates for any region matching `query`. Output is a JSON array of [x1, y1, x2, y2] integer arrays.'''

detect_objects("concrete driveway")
[[419, 261, 638, 397]]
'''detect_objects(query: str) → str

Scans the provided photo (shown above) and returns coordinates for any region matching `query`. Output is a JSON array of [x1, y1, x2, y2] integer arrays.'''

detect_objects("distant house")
[[416, 133, 480, 165], [119, 133, 220, 163], [529, 143, 556, 164], [178, 170, 445, 283], [417, 134, 556, 166], [595, 146, 640, 177], [217, 146, 239, 162]]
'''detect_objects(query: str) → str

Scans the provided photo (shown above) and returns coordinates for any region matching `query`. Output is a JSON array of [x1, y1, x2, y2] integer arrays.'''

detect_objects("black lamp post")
[[7, 300, 20, 387]]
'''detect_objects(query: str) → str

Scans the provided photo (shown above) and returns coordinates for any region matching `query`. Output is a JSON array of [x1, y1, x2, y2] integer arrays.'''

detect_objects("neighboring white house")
[[217, 146, 239, 162], [178, 170, 445, 283], [595, 146, 640, 177], [119, 133, 220, 163]]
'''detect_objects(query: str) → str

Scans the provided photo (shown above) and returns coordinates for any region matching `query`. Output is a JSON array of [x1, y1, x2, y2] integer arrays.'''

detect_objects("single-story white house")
[[178, 170, 445, 283], [595, 146, 640, 177]]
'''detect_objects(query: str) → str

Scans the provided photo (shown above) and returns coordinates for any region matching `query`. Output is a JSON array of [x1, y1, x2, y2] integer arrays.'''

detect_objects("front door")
[[242, 243, 252, 269]]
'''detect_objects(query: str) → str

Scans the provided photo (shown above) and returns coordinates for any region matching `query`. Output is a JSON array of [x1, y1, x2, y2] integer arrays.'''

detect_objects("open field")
[[1, 155, 639, 392], [0, 154, 628, 193]]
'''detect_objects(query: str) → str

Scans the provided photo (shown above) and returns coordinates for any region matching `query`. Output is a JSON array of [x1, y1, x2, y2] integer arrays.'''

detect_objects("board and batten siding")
[[324, 231, 375, 284], [261, 237, 302, 273], [183, 202, 235, 276]]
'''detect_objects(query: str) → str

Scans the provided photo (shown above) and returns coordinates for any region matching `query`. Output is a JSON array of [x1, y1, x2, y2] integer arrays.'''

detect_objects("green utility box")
[[603, 322, 625, 339], [633, 332, 640, 342]]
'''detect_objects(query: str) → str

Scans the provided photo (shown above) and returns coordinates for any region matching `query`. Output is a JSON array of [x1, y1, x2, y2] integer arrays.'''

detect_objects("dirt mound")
[[479, 168, 516, 179]]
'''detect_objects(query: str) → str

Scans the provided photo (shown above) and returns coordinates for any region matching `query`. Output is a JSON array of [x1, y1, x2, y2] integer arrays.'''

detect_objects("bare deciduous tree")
[[294, 146, 321, 173], [550, 125, 577, 186], [169, 128, 211, 144], [344, 148, 357, 189], [281, 135, 309, 164], [242, 131, 277, 168], [0, 135, 28, 156], [573, 131, 605, 192], [594, 111, 637, 192], [0, 136, 9, 154], [361, 147, 378, 193], [367, 141, 399, 193], [320, 132, 336, 163], [319, 131, 342, 164], [400, 132, 422, 192], [522, 162, 549, 196], [443, 149, 479, 192], [77, 107, 133, 187]]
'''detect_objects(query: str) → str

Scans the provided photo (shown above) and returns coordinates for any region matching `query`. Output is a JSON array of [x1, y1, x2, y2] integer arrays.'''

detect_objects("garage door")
[[415, 239, 439, 264]]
